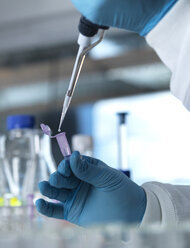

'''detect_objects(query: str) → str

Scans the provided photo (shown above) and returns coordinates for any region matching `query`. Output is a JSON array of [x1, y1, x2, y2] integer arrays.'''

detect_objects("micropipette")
[[58, 16, 109, 132]]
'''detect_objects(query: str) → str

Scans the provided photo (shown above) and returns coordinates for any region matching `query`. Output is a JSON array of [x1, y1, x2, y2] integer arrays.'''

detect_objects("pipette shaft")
[[58, 37, 88, 132], [58, 17, 109, 132]]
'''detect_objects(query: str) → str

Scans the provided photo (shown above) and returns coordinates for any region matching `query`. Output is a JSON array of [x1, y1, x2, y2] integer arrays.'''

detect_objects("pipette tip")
[[58, 117, 64, 132], [58, 106, 67, 132]]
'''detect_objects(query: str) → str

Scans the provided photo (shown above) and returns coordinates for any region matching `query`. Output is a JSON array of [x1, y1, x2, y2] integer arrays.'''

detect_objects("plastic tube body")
[[55, 133, 71, 158]]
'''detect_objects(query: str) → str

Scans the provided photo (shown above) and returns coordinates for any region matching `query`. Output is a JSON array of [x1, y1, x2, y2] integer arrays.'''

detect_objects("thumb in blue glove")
[[71, 0, 178, 36], [36, 151, 146, 226]]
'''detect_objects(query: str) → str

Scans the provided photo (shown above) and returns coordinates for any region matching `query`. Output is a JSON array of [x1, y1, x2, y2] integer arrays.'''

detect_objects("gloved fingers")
[[70, 151, 112, 187], [35, 199, 64, 219], [81, 155, 99, 166], [58, 159, 72, 177], [39, 181, 70, 202], [49, 171, 80, 189]]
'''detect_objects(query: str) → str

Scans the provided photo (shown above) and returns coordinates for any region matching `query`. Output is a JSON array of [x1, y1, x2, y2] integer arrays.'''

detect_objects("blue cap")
[[6, 115, 35, 130]]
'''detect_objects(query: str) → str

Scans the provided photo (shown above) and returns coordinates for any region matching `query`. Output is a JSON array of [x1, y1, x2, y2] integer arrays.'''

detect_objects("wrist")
[[136, 187, 147, 223]]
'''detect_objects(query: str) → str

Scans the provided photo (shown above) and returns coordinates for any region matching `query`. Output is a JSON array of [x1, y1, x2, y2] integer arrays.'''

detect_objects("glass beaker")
[[23, 129, 56, 201], [4, 115, 56, 204]]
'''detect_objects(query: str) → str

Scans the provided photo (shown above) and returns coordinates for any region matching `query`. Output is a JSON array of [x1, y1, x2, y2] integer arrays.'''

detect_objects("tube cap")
[[117, 113, 129, 125], [6, 115, 35, 130]]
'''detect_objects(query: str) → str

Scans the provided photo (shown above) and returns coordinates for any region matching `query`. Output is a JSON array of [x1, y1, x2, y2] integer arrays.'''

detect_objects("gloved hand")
[[36, 151, 146, 226], [71, 0, 178, 36]]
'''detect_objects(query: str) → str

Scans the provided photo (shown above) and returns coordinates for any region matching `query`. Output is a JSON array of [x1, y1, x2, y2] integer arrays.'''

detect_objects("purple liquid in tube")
[[40, 123, 71, 158]]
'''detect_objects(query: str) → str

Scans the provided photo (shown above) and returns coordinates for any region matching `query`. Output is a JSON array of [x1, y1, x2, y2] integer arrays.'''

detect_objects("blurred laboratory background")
[[0, 0, 190, 189]]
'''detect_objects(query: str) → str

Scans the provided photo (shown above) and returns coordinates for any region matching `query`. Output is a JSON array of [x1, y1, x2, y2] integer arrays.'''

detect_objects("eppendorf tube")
[[40, 124, 71, 159], [54, 132, 71, 159], [117, 113, 131, 178]]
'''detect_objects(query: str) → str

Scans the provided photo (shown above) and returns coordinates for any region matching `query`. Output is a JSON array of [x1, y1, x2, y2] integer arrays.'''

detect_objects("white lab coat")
[[141, 0, 190, 226]]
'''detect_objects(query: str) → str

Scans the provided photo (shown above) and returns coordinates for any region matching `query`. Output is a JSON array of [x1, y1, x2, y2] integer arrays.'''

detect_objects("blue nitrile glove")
[[36, 151, 146, 226], [71, 0, 178, 36]]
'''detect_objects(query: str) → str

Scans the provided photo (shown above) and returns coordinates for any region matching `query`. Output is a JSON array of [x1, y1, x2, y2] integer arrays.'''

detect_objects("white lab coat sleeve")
[[146, 0, 190, 111], [141, 182, 190, 226]]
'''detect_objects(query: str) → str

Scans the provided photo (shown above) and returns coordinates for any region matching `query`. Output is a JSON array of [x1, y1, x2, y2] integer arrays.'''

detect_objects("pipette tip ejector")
[[58, 16, 108, 132]]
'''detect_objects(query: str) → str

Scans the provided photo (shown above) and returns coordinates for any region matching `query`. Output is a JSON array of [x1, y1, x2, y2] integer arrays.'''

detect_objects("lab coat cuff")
[[141, 182, 178, 227], [140, 183, 162, 226]]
